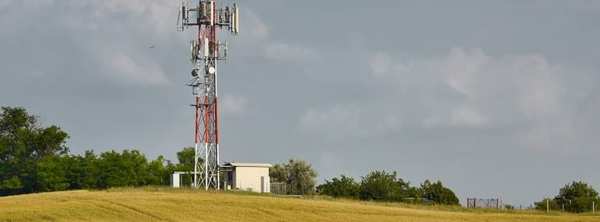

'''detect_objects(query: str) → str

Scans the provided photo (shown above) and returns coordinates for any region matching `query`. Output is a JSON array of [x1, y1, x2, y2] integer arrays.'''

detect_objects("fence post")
[[593, 201, 596, 214], [546, 199, 549, 213]]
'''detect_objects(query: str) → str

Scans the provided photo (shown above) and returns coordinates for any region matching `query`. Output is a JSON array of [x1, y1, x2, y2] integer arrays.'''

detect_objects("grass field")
[[0, 187, 598, 222]]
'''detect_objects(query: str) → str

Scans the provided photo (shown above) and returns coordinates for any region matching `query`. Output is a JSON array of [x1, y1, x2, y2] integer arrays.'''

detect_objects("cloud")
[[368, 52, 393, 77], [92, 0, 178, 32], [221, 95, 248, 115], [264, 42, 318, 62], [105, 52, 169, 86], [424, 104, 488, 128], [367, 48, 566, 126], [450, 105, 488, 127], [242, 9, 270, 42], [300, 104, 365, 139], [0, 1, 180, 87], [302, 47, 592, 154], [442, 48, 491, 97], [238, 8, 318, 63]]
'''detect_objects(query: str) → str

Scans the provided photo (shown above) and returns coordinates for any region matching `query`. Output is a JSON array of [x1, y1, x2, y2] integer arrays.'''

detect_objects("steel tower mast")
[[177, 0, 239, 190]]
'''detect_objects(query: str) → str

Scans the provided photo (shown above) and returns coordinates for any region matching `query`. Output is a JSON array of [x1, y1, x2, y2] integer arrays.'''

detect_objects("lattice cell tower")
[[177, 0, 239, 190]]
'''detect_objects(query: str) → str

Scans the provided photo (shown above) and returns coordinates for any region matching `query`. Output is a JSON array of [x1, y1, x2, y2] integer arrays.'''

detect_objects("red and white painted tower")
[[177, 0, 239, 190]]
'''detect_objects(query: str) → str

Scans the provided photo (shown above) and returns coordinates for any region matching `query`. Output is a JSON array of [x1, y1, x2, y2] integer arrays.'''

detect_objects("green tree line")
[[268, 160, 459, 205], [317, 171, 460, 205], [0, 106, 196, 196], [0, 106, 460, 206]]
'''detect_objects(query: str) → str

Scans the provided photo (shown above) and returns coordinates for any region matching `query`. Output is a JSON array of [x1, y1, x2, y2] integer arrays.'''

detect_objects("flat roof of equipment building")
[[224, 162, 272, 168]]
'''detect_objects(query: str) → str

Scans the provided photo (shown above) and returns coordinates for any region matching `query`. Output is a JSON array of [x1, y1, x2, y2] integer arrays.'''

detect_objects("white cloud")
[[302, 47, 590, 154], [422, 104, 488, 128], [105, 52, 169, 86], [368, 52, 392, 77], [368, 48, 567, 127], [300, 104, 365, 139], [442, 48, 490, 97], [57, 1, 177, 86], [92, 0, 178, 33], [264, 42, 318, 62], [221, 95, 248, 115], [243, 9, 270, 42], [237, 8, 319, 63], [450, 105, 488, 127]]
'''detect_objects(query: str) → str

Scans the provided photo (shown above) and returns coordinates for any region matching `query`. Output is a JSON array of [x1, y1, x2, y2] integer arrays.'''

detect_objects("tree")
[[0, 107, 197, 195], [317, 175, 359, 198], [95, 149, 152, 188], [0, 107, 69, 195], [67, 150, 101, 189], [418, 180, 459, 205], [64, 149, 170, 190], [54, 151, 104, 190], [146, 155, 169, 185], [558, 181, 599, 213], [172, 147, 203, 186], [270, 164, 287, 183], [536, 181, 600, 213], [35, 155, 69, 192], [176, 147, 195, 171], [358, 170, 410, 202], [554, 181, 600, 213], [270, 159, 317, 195]]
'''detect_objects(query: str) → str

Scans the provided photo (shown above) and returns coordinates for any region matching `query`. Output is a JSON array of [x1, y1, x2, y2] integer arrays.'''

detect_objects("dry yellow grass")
[[0, 187, 598, 222]]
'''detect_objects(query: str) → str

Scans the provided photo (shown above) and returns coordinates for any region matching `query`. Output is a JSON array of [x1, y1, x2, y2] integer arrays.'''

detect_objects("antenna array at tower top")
[[177, 0, 239, 34]]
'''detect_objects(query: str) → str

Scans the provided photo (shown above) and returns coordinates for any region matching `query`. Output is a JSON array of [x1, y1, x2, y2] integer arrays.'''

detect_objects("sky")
[[1, 0, 600, 206]]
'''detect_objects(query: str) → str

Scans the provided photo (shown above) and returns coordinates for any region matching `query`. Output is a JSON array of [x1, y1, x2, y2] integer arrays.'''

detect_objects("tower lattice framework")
[[177, 0, 239, 190]]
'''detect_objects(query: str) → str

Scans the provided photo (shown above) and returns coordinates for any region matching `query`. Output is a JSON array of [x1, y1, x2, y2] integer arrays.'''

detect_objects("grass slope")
[[0, 187, 598, 222]]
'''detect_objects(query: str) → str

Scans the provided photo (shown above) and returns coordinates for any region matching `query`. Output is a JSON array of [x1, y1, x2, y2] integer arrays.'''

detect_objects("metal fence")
[[467, 198, 502, 209], [270, 182, 288, 195]]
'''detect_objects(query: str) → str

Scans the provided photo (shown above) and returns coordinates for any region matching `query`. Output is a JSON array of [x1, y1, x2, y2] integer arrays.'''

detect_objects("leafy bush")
[[319, 172, 459, 205], [535, 181, 600, 213], [317, 175, 359, 198], [359, 171, 411, 201], [270, 159, 317, 195], [418, 180, 459, 205]]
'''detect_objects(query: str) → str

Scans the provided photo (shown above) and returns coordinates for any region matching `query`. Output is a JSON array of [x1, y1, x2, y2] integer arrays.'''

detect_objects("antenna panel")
[[210, 1, 215, 26], [204, 37, 209, 58], [191, 40, 199, 61]]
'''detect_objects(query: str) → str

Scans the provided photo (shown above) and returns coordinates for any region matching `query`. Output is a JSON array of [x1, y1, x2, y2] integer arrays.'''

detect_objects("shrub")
[[317, 175, 359, 198]]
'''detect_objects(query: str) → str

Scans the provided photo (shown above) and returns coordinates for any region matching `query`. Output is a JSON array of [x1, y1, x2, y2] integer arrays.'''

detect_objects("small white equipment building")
[[171, 171, 194, 188], [221, 162, 272, 193]]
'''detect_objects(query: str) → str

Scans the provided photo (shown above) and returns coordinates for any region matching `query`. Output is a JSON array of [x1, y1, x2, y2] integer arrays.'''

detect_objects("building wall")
[[233, 166, 270, 193], [171, 173, 180, 188]]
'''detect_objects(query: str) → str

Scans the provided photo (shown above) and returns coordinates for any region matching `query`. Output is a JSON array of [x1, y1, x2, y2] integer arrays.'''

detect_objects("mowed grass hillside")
[[0, 188, 599, 222]]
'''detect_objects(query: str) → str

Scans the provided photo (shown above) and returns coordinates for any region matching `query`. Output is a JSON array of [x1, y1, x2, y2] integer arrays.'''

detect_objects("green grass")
[[0, 187, 598, 222]]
